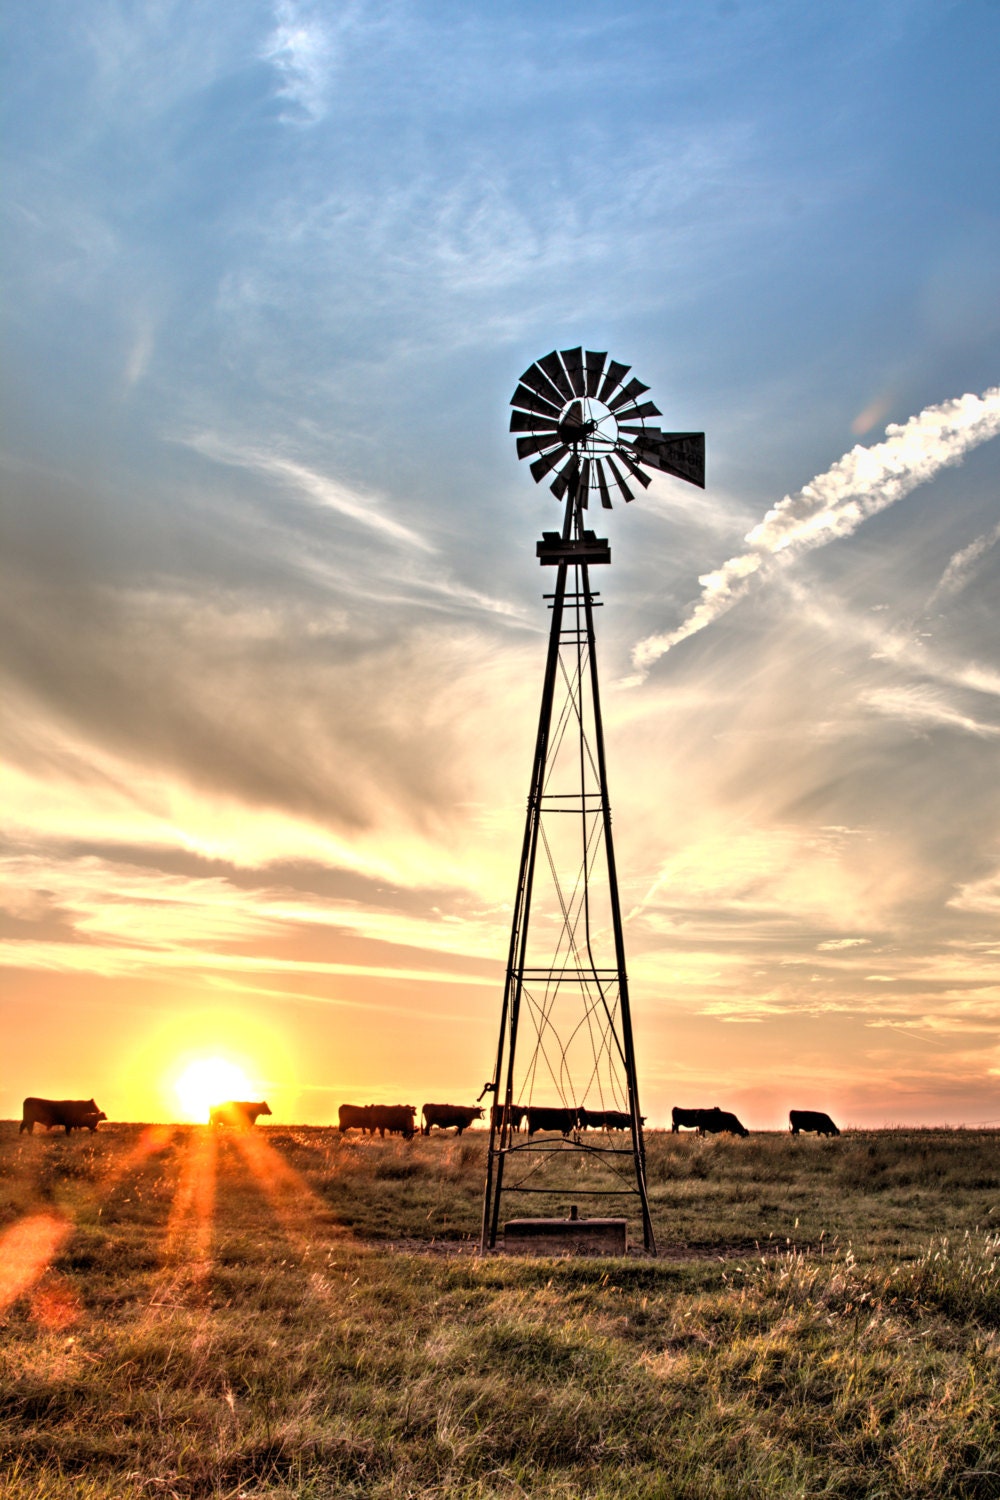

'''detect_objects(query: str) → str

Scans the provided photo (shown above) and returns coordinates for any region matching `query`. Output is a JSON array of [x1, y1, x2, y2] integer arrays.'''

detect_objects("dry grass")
[[2, 1123, 1000, 1497]]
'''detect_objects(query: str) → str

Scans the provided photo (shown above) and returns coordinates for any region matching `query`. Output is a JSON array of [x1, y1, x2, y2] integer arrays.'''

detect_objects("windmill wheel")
[[510, 347, 705, 506]]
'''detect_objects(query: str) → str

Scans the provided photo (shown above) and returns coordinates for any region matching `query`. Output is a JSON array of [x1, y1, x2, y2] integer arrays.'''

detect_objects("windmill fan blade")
[[634, 431, 706, 489], [608, 377, 650, 413], [611, 400, 662, 424], [517, 433, 562, 459], [550, 455, 579, 500], [605, 454, 635, 502], [538, 351, 574, 402], [519, 361, 566, 408], [598, 360, 630, 404], [510, 409, 560, 433], [511, 383, 561, 419], [585, 350, 607, 397], [560, 347, 586, 397], [596, 460, 614, 509], [578, 457, 591, 509], [615, 447, 652, 488], [530, 444, 569, 482]]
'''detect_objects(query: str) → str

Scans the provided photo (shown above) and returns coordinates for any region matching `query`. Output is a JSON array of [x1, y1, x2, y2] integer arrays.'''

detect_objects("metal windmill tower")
[[480, 347, 704, 1254]]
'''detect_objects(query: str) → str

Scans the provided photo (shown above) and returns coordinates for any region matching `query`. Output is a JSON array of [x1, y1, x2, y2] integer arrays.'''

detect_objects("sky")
[[2, 0, 1000, 1129]]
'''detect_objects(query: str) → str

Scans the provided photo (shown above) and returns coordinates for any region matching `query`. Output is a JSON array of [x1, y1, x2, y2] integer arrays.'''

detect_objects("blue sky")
[[2, 0, 1000, 1126]]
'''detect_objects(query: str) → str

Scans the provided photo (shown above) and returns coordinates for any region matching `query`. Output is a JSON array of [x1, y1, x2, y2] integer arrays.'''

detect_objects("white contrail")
[[631, 386, 1000, 676]]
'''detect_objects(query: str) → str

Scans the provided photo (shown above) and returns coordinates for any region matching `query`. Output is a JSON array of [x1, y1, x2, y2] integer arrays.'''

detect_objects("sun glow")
[[173, 1057, 254, 1122]]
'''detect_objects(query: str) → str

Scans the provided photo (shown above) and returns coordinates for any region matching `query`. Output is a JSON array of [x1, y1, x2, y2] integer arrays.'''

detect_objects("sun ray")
[[1, 1126, 178, 1324], [146, 1126, 217, 1315], [226, 1128, 353, 1312]]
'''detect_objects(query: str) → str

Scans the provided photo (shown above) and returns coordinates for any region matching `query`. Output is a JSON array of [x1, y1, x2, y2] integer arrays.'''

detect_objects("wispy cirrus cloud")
[[261, 0, 338, 122], [261, 0, 389, 124], [926, 519, 1000, 608], [859, 683, 1000, 740], [182, 432, 433, 552], [0, 851, 503, 984], [631, 386, 1000, 677]]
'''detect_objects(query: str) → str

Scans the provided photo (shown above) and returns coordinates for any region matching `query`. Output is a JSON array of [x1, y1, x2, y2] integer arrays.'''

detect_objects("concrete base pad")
[[502, 1216, 627, 1256]]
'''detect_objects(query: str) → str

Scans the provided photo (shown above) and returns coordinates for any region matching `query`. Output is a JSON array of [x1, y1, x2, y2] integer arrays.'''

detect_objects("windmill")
[[480, 347, 705, 1254]]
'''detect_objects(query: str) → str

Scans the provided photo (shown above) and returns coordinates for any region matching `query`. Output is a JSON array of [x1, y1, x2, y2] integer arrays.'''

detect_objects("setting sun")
[[173, 1058, 254, 1123]]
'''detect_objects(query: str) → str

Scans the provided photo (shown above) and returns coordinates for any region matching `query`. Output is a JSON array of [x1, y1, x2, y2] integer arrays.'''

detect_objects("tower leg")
[[581, 568, 656, 1253], [480, 543, 571, 1251]]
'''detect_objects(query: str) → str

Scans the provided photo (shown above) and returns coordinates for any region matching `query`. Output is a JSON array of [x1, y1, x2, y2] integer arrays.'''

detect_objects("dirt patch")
[[375, 1235, 821, 1260]]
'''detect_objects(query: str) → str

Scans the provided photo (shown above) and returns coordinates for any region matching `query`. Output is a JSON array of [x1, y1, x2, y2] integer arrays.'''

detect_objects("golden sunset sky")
[[3, 2, 1000, 1128]]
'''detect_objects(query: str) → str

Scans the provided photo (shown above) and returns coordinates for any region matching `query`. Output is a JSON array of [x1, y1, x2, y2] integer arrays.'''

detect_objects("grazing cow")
[[421, 1103, 484, 1136], [490, 1103, 526, 1133], [671, 1106, 721, 1134], [703, 1109, 749, 1138], [790, 1109, 840, 1137], [368, 1104, 417, 1139], [20, 1098, 107, 1136], [338, 1103, 371, 1134], [209, 1100, 272, 1128], [671, 1106, 748, 1137], [577, 1107, 644, 1131], [526, 1106, 577, 1136]]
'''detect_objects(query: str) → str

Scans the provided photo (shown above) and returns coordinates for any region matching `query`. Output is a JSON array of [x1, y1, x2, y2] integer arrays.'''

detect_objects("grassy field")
[[2, 1122, 1000, 1498]]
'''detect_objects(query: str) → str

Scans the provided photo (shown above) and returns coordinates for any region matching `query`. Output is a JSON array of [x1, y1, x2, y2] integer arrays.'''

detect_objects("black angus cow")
[[421, 1103, 484, 1135], [672, 1105, 749, 1137], [209, 1100, 272, 1128], [577, 1108, 645, 1131], [703, 1109, 749, 1137], [790, 1109, 840, 1137], [338, 1103, 371, 1134], [369, 1104, 416, 1139], [20, 1098, 107, 1135], [671, 1105, 720, 1133], [526, 1106, 577, 1136], [490, 1103, 526, 1133]]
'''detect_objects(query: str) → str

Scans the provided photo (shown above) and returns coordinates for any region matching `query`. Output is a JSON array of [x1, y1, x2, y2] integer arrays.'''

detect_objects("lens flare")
[[173, 1057, 253, 1122], [0, 1215, 71, 1314]]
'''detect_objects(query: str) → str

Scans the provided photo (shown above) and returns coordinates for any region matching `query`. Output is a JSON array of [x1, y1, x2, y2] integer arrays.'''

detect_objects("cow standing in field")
[[209, 1100, 272, 1128], [369, 1105, 417, 1139], [790, 1110, 840, 1137], [338, 1103, 371, 1134], [671, 1106, 720, 1134], [671, 1105, 749, 1137], [337, 1103, 415, 1138], [421, 1103, 484, 1135], [20, 1098, 107, 1135], [490, 1103, 526, 1133], [526, 1106, 577, 1136]]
